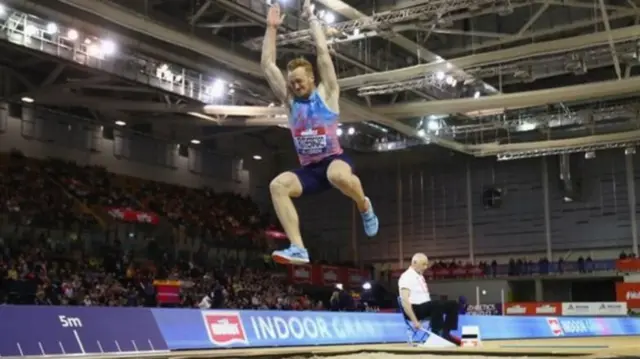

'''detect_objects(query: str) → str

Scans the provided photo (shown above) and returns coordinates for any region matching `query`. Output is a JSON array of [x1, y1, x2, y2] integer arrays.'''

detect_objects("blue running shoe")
[[272, 245, 310, 265], [362, 197, 379, 237]]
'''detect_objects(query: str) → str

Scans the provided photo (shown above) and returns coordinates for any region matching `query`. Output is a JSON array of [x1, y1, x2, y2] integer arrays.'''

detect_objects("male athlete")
[[260, 0, 378, 264]]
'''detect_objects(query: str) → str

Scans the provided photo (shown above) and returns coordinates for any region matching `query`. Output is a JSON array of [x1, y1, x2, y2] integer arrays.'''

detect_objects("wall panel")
[[471, 158, 546, 255], [354, 149, 637, 266], [549, 152, 632, 250]]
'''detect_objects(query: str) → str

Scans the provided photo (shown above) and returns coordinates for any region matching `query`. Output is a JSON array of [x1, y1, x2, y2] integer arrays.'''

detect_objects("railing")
[[0, 8, 234, 104], [390, 259, 620, 281]]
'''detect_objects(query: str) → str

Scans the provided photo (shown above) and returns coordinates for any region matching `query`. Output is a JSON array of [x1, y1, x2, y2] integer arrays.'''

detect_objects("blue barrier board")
[[151, 309, 407, 349], [151, 309, 640, 350], [0, 306, 168, 356], [456, 315, 640, 339], [1, 305, 640, 356]]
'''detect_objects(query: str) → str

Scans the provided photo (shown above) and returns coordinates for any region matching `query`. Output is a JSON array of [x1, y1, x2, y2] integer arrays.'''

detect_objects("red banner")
[[107, 207, 159, 225], [503, 302, 562, 316], [616, 259, 640, 272], [616, 282, 640, 308], [287, 264, 370, 288], [153, 280, 181, 304]]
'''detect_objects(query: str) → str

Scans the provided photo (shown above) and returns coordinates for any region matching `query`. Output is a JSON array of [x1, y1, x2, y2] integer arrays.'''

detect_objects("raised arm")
[[304, 0, 339, 100], [261, 4, 288, 103]]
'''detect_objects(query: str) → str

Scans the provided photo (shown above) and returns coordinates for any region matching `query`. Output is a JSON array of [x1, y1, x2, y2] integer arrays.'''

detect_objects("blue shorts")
[[292, 154, 353, 195]]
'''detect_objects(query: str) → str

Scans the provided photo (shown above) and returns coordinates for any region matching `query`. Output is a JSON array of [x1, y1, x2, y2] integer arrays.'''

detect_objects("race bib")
[[294, 127, 327, 155]]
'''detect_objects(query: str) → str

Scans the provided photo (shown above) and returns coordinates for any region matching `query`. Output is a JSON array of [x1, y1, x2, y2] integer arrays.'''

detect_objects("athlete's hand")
[[266, 2, 285, 28], [412, 320, 422, 330]]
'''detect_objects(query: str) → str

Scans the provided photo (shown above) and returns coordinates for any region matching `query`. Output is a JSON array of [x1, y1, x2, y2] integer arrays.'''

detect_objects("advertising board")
[[0, 306, 168, 356], [562, 302, 628, 316], [1, 305, 640, 356], [616, 282, 640, 309], [505, 302, 627, 316], [504, 302, 562, 316]]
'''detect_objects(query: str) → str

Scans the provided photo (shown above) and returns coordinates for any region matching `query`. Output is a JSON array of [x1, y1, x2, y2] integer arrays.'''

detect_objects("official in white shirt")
[[398, 253, 460, 344]]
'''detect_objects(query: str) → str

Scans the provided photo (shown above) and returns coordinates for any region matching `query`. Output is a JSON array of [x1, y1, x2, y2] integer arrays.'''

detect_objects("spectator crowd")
[[0, 150, 345, 310]]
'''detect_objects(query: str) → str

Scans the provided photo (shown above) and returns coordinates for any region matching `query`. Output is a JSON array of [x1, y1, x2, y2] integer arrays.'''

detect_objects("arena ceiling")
[[2, 0, 640, 159]]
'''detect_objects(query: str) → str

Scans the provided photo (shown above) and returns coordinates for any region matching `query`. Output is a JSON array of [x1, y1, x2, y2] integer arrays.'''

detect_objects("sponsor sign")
[[536, 304, 560, 315], [546, 317, 564, 336], [202, 311, 248, 346], [562, 302, 627, 316], [288, 264, 313, 285], [320, 266, 340, 286], [616, 259, 640, 272], [106, 207, 159, 225], [616, 282, 640, 309], [504, 302, 561, 316]]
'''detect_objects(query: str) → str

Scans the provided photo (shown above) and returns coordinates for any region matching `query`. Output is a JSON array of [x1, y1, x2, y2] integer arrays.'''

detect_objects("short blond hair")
[[287, 57, 313, 74]]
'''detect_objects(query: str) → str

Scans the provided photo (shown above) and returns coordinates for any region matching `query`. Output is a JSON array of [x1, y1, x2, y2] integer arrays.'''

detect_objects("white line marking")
[[73, 329, 86, 354]]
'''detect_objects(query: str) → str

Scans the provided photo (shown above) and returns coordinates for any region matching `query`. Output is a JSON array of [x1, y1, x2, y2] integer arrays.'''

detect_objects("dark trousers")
[[405, 300, 459, 334]]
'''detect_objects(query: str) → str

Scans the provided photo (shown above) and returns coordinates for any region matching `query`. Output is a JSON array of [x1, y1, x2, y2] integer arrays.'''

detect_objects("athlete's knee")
[[269, 172, 301, 197], [327, 169, 351, 188]]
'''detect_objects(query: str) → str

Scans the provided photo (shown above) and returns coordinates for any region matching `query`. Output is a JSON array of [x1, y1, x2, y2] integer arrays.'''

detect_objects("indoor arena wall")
[[294, 148, 638, 266]]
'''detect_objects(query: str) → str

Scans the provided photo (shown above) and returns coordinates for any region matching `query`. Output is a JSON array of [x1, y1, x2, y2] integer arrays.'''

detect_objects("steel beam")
[[442, 10, 635, 56], [40, 64, 66, 87], [517, 2, 549, 37], [540, 0, 630, 11], [189, 0, 212, 25], [196, 21, 257, 28], [374, 76, 640, 117], [338, 24, 640, 89], [315, 0, 497, 93], [28, 95, 198, 112], [598, 0, 623, 80], [431, 28, 506, 38]]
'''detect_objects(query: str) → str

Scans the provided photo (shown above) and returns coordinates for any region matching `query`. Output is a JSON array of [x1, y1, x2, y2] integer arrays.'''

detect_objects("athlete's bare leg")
[[326, 160, 368, 212], [327, 159, 378, 237], [269, 171, 305, 249]]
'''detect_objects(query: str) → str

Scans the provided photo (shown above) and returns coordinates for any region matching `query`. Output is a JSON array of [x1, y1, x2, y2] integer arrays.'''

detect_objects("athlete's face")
[[288, 66, 315, 98]]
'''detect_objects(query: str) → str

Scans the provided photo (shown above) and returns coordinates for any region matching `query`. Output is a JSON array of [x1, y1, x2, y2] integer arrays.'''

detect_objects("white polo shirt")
[[398, 267, 431, 304]]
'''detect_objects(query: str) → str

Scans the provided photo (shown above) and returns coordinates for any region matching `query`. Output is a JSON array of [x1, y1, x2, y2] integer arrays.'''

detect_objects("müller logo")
[[536, 304, 557, 314], [627, 291, 640, 300], [294, 266, 311, 281], [546, 317, 564, 337], [323, 270, 338, 282], [202, 311, 249, 346]]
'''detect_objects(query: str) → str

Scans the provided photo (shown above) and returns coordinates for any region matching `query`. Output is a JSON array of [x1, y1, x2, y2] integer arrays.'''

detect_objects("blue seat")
[[397, 296, 430, 345]]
